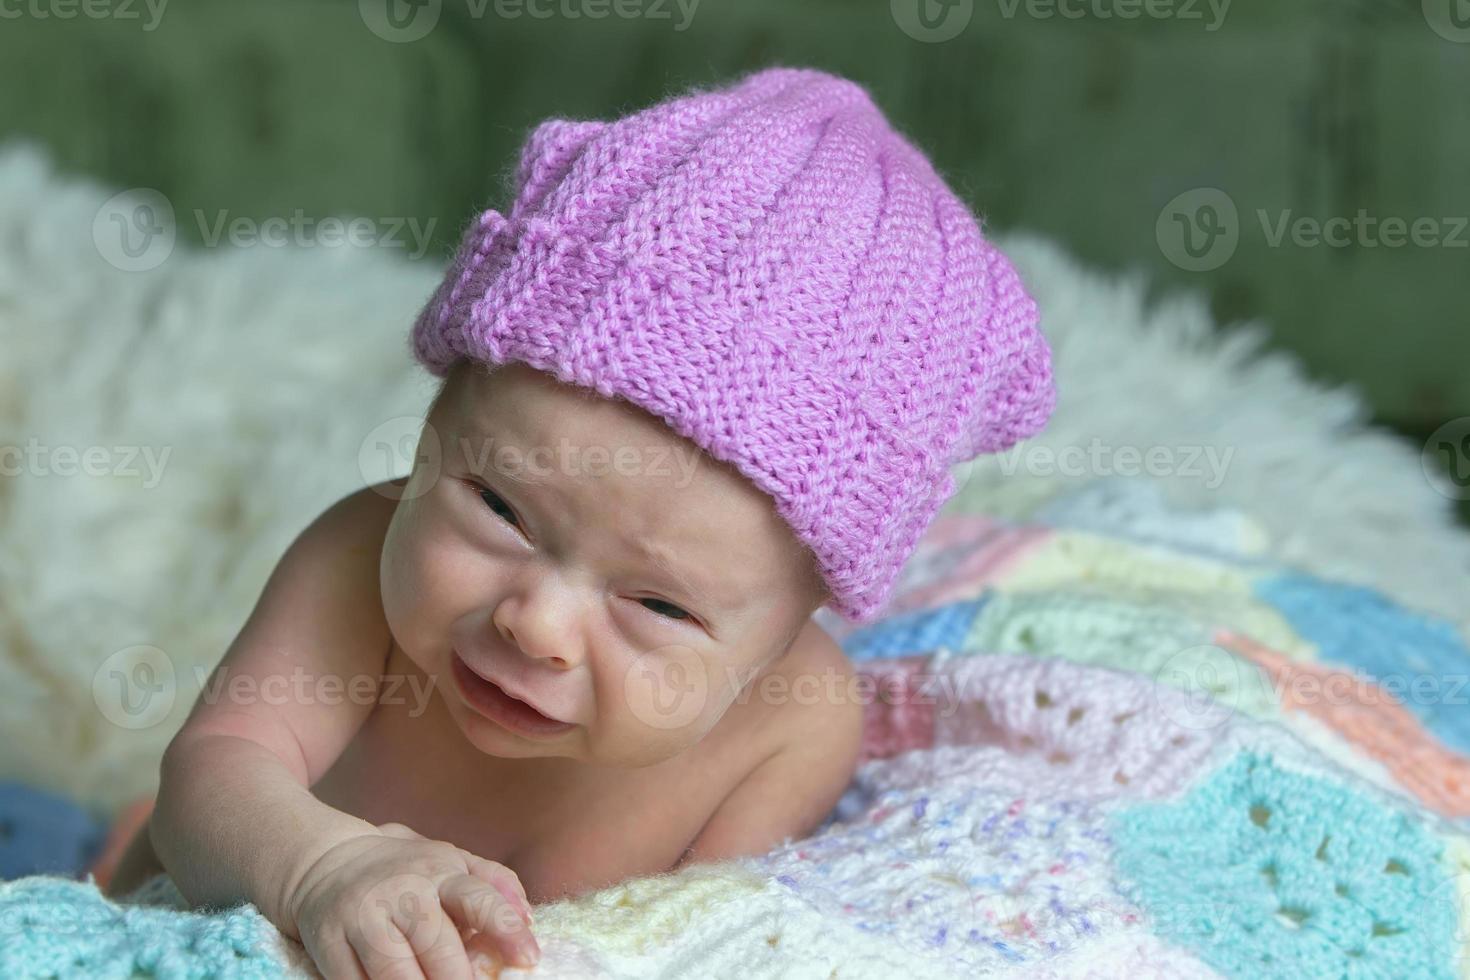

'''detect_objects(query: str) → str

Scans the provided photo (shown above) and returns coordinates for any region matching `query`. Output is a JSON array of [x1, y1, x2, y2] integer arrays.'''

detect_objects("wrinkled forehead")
[[429, 359, 827, 604], [435, 359, 724, 493]]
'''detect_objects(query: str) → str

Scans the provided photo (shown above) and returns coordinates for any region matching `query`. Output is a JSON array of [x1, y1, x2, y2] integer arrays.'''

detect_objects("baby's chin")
[[448, 698, 584, 758], [449, 702, 703, 769]]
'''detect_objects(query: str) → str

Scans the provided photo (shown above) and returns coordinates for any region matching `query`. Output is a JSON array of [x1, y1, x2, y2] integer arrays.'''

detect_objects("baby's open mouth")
[[450, 651, 575, 739]]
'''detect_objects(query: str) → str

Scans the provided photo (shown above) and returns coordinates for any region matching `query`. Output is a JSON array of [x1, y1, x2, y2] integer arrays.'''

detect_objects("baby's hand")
[[285, 821, 539, 979]]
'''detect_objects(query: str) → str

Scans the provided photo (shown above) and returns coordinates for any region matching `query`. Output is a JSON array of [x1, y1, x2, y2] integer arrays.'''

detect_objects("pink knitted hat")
[[410, 66, 1055, 624]]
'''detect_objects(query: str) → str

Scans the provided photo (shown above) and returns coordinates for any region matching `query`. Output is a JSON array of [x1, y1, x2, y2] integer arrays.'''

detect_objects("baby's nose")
[[490, 588, 584, 670]]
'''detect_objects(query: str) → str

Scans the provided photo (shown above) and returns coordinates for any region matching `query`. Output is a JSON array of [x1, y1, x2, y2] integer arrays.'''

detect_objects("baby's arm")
[[153, 482, 540, 975], [153, 732, 379, 929], [149, 484, 395, 930]]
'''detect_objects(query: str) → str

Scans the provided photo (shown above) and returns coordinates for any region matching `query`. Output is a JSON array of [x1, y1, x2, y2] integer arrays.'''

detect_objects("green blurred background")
[[2, 0, 1467, 517]]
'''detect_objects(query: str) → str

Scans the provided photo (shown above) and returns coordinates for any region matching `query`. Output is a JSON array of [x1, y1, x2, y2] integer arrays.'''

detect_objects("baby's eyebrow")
[[631, 536, 730, 614], [462, 426, 734, 614]]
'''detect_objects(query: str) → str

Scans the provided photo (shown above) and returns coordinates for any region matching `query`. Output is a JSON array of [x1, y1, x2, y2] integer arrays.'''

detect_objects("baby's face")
[[380, 360, 827, 768]]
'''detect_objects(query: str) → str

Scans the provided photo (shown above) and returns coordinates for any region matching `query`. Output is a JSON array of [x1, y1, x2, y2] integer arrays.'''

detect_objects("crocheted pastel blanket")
[[4, 483, 1468, 979]]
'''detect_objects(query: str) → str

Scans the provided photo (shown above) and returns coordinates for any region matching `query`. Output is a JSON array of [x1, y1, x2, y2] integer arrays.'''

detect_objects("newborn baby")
[[109, 354, 859, 975], [103, 65, 1056, 980]]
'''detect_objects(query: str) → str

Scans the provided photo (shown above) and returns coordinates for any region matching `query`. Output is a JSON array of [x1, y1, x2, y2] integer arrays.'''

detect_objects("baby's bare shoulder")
[[716, 620, 859, 752], [772, 620, 864, 753], [314, 479, 403, 553], [168, 479, 405, 783], [275, 479, 401, 625]]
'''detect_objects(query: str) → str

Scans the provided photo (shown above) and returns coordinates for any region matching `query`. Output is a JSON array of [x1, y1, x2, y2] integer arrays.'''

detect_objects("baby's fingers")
[[348, 919, 429, 980], [346, 877, 454, 980], [388, 892, 484, 980], [456, 849, 531, 922], [439, 873, 540, 970], [299, 927, 372, 980]]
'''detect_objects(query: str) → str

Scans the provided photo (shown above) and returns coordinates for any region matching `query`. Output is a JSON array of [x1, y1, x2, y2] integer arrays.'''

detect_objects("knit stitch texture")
[[409, 66, 1056, 622]]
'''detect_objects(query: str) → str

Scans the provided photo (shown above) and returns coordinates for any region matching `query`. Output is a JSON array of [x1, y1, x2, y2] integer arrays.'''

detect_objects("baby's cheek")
[[380, 517, 455, 660], [593, 651, 724, 764]]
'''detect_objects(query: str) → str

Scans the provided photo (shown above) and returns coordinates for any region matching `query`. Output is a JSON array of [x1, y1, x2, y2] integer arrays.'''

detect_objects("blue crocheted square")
[[840, 595, 991, 660], [1111, 751, 1460, 979]]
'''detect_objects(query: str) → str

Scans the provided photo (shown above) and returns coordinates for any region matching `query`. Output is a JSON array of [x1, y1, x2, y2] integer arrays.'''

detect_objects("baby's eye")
[[638, 597, 692, 622], [476, 486, 521, 528]]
